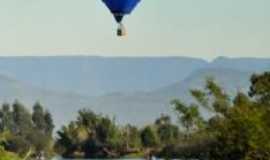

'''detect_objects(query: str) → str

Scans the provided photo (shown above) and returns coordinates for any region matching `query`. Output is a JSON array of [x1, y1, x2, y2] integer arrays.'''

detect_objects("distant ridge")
[[0, 56, 268, 129], [0, 56, 207, 96]]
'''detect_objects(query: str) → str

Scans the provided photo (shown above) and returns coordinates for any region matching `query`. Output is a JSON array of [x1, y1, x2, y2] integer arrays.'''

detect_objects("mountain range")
[[0, 56, 269, 129]]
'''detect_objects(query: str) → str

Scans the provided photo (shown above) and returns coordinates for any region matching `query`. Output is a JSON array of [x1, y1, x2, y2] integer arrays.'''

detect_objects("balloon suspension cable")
[[117, 22, 127, 37]]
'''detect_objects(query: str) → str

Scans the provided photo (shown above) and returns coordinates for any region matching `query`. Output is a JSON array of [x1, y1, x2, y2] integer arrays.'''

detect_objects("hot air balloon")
[[102, 0, 141, 36]]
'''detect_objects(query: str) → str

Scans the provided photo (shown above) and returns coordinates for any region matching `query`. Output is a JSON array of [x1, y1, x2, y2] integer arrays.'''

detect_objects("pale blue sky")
[[0, 0, 269, 59]]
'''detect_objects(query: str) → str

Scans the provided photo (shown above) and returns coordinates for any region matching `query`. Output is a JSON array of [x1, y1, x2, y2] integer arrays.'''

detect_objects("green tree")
[[96, 116, 121, 149], [209, 101, 270, 160], [171, 100, 203, 138], [56, 109, 123, 158], [140, 126, 159, 148], [167, 75, 270, 160], [191, 78, 230, 116], [155, 115, 179, 145], [12, 101, 32, 135], [249, 72, 270, 105], [0, 103, 14, 132], [188, 75, 270, 160], [121, 124, 142, 150], [0, 101, 54, 158], [44, 111, 54, 135], [32, 102, 46, 132]]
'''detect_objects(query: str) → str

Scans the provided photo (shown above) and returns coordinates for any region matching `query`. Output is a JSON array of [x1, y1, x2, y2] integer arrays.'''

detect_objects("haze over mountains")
[[0, 56, 207, 96], [0, 56, 269, 129]]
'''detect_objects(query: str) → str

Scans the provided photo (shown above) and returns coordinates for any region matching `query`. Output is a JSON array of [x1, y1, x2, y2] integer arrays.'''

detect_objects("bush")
[[0, 146, 21, 160]]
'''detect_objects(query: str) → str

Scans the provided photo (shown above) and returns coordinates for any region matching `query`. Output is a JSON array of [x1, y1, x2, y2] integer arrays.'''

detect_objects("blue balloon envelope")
[[102, 0, 141, 36], [102, 0, 141, 15]]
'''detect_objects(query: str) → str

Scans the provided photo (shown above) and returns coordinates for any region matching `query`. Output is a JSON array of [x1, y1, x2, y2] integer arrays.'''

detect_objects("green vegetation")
[[163, 73, 270, 160], [55, 109, 180, 158], [55, 72, 270, 160], [0, 132, 21, 160], [55, 109, 146, 158], [1, 71, 270, 160], [0, 146, 21, 160], [0, 101, 54, 159]]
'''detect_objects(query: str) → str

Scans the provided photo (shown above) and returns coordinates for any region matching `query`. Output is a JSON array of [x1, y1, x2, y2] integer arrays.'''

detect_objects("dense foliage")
[[0, 146, 21, 160], [55, 109, 180, 158], [54, 72, 270, 160], [0, 101, 54, 159], [55, 109, 123, 158], [167, 73, 270, 160]]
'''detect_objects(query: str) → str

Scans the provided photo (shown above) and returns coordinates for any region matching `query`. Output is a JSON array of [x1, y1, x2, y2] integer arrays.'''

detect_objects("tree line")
[[1, 72, 270, 160], [0, 101, 54, 160]]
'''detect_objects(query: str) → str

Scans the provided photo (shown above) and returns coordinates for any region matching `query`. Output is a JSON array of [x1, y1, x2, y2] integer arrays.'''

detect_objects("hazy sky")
[[0, 0, 269, 59]]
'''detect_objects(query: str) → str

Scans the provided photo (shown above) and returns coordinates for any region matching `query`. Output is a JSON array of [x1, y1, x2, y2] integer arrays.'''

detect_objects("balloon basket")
[[117, 23, 127, 36]]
